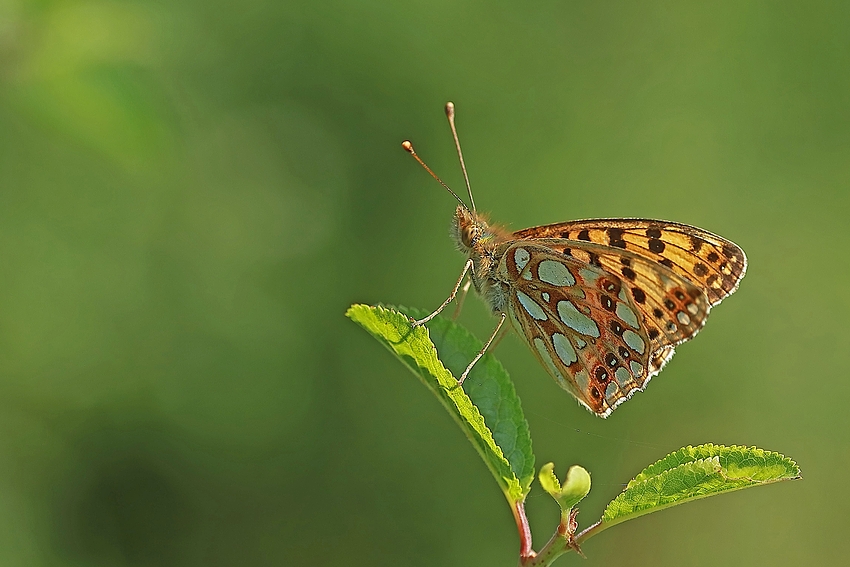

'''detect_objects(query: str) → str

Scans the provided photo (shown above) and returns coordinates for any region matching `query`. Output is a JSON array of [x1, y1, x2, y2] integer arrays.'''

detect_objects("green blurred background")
[[0, 0, 847, 565]]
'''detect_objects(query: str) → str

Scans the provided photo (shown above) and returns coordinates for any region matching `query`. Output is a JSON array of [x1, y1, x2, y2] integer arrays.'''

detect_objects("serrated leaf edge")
[[538, 462, 561, 497], [602, 445, 801, 527], [631, 443, 800, 486]]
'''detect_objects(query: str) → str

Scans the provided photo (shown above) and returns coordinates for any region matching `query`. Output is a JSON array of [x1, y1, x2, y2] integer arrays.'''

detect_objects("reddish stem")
[[512, 499, 534, 560]]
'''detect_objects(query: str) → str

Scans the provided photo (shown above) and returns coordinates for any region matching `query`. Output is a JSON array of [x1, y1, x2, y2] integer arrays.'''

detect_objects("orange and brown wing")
[[512, 219, 746, 306], [495, 241, 710, 417]]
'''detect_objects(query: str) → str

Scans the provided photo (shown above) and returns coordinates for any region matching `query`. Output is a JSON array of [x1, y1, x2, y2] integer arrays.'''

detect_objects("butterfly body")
[[452, 205, 512, 314], [451, 204, 746, 417]]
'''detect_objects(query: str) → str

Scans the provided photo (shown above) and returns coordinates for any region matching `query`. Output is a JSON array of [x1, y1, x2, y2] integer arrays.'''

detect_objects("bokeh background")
[[0, 0, 847, 565]]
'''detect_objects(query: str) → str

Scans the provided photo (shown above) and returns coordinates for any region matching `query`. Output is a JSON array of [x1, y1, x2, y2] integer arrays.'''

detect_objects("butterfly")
[[405, 103, 747, 418]]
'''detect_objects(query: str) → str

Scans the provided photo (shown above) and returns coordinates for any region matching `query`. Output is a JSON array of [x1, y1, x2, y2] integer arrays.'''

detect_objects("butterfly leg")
[[451, 277, 472, 320], [489, 319, 510, 350], [458, 312, 507, 385], [411, 258, 474, 327]]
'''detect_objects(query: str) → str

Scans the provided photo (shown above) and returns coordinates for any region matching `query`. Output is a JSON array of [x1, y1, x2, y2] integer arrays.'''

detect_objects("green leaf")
[[346, 304, 535, 502], [538, 462, 561, 496], [539, 463, 591, 511], [599, 444, 801, 528]]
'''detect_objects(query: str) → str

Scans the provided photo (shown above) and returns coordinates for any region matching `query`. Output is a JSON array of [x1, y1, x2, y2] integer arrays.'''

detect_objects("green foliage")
[[539, 463, 592, 512], [599, 444, 801, 529], [345, 304, 535, 502], [349, 303, 801, 566]]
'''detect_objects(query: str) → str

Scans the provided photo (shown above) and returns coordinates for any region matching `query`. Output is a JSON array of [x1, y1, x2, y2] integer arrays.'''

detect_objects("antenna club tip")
[[401, 140, 414, 153], [445, 101, 455, 117]]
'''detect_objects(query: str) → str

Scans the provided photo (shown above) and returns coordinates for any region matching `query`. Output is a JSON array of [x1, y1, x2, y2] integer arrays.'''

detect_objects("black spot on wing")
[[690, 235, 704, 252], [648, 239, 666, 253], [607, 228, 627, 248], [595, 366, 609, 382], [600, 278, 621, 295], [609, 320, 624, 336]]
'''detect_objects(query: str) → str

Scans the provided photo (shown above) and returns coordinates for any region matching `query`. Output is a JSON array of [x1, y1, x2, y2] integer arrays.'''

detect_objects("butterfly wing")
[[495, 240, 713, 417], [511, 219, 746, 306]]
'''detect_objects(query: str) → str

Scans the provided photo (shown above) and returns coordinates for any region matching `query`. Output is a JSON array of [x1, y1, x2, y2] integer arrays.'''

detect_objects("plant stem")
[[512, 500, 534, 560], [522, 508, 574, 567], [574, 519, 605, 544]]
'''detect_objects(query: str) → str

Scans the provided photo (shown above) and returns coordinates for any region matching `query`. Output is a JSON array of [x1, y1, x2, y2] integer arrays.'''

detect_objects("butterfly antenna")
[[445, 102, 476, 212], [401, 140, 469, 210]]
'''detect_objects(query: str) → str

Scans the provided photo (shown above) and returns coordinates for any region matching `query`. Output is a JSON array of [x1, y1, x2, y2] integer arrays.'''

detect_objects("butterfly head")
[[451, 205, 506, 256], [452, 205, 480, 250]]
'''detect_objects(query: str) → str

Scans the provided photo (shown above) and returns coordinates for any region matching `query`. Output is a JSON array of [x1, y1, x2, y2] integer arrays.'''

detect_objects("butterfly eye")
[[461, 226, 476, 247]]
